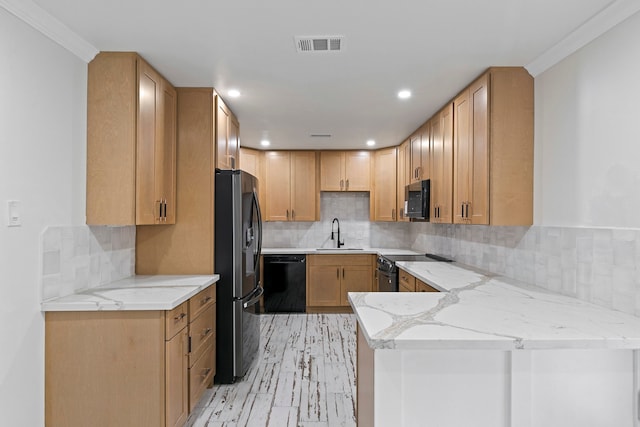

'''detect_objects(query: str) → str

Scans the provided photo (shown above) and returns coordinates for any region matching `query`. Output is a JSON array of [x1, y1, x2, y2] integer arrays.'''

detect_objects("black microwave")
[[405, 179, 430, 220]]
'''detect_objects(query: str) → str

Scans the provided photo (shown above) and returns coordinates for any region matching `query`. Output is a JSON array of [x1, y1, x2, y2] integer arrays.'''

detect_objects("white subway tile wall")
[[262, 192, 409, 249], [41, 226, 135, 301]]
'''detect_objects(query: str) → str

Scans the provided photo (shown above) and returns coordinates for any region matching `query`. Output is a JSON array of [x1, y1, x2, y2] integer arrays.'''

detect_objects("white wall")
[[0, 7, 87, 426], [534, 10, 640, 227]]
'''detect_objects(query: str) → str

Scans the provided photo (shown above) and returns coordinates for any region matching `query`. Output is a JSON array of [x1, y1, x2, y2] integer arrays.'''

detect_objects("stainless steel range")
[[376, 253, 453, 292]]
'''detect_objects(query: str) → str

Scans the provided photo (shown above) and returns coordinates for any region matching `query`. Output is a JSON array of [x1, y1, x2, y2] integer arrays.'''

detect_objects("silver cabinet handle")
[[174, 312, 186, 321], [340, 179, 344, 190], [292, 210, 295, 220], [336, 268, 339, 279], [201, 367, 212, 378], [286, 209, 289, 220], [346, 179, 349, 190], [392, 209, 396, 220], [202, 327, 212, 337]]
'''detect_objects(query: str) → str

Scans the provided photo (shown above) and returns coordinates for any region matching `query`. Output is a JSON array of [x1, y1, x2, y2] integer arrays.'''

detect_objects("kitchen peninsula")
[[351, 262, 640, 427]]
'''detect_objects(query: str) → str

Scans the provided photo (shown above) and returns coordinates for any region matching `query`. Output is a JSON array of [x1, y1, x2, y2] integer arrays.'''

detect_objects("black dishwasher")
[[262, 255, 306, 313]]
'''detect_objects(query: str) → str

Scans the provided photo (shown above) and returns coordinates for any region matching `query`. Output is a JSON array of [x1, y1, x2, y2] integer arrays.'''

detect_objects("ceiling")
[[32, 0, 617, 150]]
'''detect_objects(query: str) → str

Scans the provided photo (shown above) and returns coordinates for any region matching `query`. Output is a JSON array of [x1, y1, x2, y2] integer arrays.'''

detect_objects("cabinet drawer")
[[309, 254, 372, 266], [166, 302, 189, 340], [189, 285, 216, 320], [189, 342, 215, 412], [416, 279, 439, 293], [189, 304, 215, 367], [398, 269, 416, 292]]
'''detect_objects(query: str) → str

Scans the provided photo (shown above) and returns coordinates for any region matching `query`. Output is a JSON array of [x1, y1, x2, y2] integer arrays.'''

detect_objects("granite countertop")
[[261, 247, 421, 256], [349, 262, 640, 351], [41, 275, 219, 312]]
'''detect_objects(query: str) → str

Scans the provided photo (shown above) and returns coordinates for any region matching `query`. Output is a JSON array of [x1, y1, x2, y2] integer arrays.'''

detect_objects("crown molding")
[[526, 0, 640, 77], [0, 0, 98, 63]]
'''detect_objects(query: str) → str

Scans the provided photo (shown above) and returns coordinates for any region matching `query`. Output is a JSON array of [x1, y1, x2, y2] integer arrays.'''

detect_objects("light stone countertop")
[[350, 262, 640, 351], [261, 247, 422, 256], [41, 275, 219, 311]]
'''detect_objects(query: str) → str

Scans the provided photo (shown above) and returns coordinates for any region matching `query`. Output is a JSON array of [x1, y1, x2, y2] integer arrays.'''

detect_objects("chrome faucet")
[[331, 218, 344, 248]]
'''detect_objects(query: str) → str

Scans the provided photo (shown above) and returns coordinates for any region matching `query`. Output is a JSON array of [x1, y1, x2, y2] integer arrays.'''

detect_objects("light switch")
[[7, 200, 21, 227]]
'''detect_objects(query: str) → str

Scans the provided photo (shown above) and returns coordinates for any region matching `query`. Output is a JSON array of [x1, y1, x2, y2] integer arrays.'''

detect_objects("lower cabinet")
[[307, 255, 374, 309], [45, 284, 216, 427], [399, 269, 439, 292]]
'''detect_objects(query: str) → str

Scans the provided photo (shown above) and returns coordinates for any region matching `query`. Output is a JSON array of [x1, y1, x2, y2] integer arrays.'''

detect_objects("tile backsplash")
[[262, 192, 409, 249], [41, 225, 135, 301], [409, 223, 640, 317]]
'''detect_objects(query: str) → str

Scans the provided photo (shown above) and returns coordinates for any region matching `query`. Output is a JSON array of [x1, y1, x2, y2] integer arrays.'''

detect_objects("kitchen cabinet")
[[453, 67, 533, 225], [409, 123, 430, 184], [372, 147, 397, 221], [396, 139, 411, 222], [239, 147, 265, 211], [136, 88, 217, 275], [87, 52, 176, 225], [307, 255, 373, 308], [416, 279, 439, 292], [429, 103, 454, 223], [216, 95, 240, 170], [264, 151, 317, 221], [45, 285, 216, 427], [320, 151, 371, 191], [398, 268, 416, 292]]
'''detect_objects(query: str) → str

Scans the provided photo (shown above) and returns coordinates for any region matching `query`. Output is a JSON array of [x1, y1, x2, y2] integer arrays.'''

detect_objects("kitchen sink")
[[316, 248, 363, 251]]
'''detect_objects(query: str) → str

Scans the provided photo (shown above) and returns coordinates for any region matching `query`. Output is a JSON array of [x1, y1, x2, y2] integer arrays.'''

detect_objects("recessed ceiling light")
[[366, 140, 376, 147], [228, 89, 241, 98], [397, 90, 411, 99], [260, 139, 270, 147]]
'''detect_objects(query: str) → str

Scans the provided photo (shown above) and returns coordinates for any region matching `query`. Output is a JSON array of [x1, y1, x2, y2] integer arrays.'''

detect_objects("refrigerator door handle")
[[242, 286, 264, 309], [253, 189, 263, 270]]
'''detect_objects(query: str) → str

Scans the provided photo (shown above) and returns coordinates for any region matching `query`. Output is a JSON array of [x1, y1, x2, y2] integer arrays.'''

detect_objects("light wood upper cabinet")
[[372, 147, 397, 222], [453, 68, 533, 226], [87, 52, 176, 225], [239, 147, 265, 212], [409, 125, 429, 184], [215, 95, 240, 170], [320, 151, 371, 191], [264, 151, 317, 221], [397, 140, 410, 221], [430, 103, 454, 224]]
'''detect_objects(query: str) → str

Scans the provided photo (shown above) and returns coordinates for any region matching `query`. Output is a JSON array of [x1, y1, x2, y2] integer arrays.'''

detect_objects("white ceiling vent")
[[295, 36, 344, 53]]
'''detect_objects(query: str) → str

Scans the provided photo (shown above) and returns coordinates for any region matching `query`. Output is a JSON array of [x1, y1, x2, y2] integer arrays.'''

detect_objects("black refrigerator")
[[214, 169, 263, 384]]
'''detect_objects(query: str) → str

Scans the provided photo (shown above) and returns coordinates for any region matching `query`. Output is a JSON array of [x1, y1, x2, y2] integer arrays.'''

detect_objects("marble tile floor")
[[187, 313, 357, 427]]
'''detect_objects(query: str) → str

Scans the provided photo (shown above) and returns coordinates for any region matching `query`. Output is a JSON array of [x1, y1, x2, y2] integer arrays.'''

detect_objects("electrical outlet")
[[7, 200, 21, 227]]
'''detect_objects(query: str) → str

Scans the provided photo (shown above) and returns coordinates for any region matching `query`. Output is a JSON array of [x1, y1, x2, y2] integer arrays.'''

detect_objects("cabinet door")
[[396, 141, 409, 221], [341, 265, 372, 306], [320, 151, 345, 191], [228, 114, 239, 169], [290, 152, 317, 221], [264, 151, 291, 221], [240, 147, 261, 178], [453, 88, 471, 224], [440, 103, 454, 224], [159, 80, 177, 224], [419, 122, 430, 181], [216, 97, 230, 170], [308, 265, 342, 306], [344, 151, 371, 191], [373, 147, 397, 221], [166, 328, 188, 427], [136, 60, 162, 225], [430, 112, 443, 223], [409, 133, 421, 184], [470, 75, 489, 225]]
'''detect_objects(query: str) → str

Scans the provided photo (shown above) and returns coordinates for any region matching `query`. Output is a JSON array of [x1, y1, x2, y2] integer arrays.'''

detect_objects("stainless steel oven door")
[[377, 268, 398, 292]]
